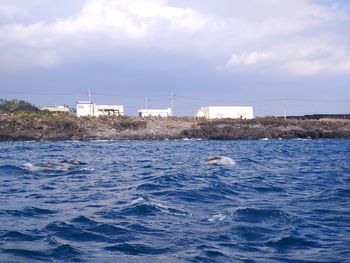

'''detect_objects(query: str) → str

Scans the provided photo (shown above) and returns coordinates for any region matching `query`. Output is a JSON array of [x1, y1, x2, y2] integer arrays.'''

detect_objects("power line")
[[286, 98, 350, 103], [176, 95, 282, 103], [176, 95, 350, 104], [93, 92, 145, 98], [0, 90, 84, 96], [1, 90, 349, 104], [93, 92, 169, 98]]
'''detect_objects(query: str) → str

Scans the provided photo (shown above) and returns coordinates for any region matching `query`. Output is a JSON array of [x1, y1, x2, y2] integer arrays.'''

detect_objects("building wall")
[[42, 106, 69, 114], [77, 102, 93, 117], [197, 106, 253, 119], [196, 107, 208, 118], [95, 105, 124, 116], [138, 108, 172, 117], [76, 102, 124, 117]]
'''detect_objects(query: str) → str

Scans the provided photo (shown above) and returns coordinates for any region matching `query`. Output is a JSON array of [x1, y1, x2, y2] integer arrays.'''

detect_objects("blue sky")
[[0, 0, 349, 116]]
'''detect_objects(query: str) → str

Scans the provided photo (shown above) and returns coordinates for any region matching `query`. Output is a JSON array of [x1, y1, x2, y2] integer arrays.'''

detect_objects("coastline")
[[1, 114, 350, 141]]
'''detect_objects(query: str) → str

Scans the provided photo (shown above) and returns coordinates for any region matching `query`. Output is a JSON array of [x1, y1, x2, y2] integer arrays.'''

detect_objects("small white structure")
[[76, 101, 124, 117], [138, 108, 172, 117], [76, 101, 93, 117], [196, 106, 253, 119], [42, 106, 69, 114], [95, 104, 124, 116]]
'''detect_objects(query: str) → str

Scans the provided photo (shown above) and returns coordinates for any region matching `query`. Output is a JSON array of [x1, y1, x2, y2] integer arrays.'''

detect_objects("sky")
[[0, 0, 349, 116]]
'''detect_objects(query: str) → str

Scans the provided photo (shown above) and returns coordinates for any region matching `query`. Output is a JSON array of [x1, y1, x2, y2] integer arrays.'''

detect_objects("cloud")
[[226, 51, 274, 66], [0, 3, 18, 17], [0, 0, 349, 76], [0, 0, 213, 68], [225, 36, 350, 75]]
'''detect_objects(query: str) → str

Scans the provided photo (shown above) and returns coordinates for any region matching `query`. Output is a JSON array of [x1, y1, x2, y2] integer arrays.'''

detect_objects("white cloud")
[[0, 48, 58, 70], [0, 3, 18, 17], [0, 0, 349, 76], [225, 37, 350, 75], [226, 51, 274, 66], [281, 60, 328, 76]]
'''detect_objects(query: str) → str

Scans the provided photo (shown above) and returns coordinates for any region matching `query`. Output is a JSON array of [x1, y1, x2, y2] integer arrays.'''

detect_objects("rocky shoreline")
[[0, 114, 350, 141]]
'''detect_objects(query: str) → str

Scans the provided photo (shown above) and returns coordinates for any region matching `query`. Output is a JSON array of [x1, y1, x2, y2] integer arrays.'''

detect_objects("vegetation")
[[0, 99, 38, 113], [0, 99, 72, 120]]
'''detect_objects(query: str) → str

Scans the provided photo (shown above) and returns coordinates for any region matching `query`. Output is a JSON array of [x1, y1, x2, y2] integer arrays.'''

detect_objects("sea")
[[0, 139, 349, 262]]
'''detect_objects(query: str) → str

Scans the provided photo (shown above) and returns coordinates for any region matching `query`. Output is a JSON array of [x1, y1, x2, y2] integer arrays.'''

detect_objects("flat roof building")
[[76, 101, 124, 117], [42, 106, 69, 114], [197, 106, 253, 119], [138, 108, 172, 117]]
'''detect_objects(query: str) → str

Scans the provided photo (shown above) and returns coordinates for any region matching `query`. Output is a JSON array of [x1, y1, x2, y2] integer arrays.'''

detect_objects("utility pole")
[[88, 89, 92, 104], [87, 89, 93, 116], [170, 92, 174, 116], [283, 97, 287, 120], [146, 96, 149, 109]]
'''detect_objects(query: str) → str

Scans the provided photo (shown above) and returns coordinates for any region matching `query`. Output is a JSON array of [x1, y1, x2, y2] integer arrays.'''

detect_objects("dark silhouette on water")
[[23, 159, 84, 171], [206, 156, 235, 165]]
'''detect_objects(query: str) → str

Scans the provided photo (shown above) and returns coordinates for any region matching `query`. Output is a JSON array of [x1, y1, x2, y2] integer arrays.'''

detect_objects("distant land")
[[0, 99, 349, 141]]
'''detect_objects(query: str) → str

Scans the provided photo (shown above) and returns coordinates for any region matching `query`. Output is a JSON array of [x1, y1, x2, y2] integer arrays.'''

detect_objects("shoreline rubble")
[[0, 115, 349, 141]]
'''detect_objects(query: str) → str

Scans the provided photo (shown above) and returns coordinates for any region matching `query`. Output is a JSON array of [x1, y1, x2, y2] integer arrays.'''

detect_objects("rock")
[[0, 115, 349, 141]]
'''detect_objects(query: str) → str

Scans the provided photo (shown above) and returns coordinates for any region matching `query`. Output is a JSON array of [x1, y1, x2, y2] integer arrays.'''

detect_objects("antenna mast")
[[170, 92, 174, 116]]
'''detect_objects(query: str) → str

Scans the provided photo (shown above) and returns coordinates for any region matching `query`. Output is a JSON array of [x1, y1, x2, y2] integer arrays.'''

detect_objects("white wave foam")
[[131, 197, 145, 205], [208, 213, 227, 222], [260, 138, 269, 141]]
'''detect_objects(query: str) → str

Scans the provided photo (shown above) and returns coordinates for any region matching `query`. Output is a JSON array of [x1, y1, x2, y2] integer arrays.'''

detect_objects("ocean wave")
[[208, 213, 227, 222], [252, 185, 285, 193], [0, 139, 349, 262], [136, 182, 163, 191], [1, 206, 57, 218], [0, 231, 44, 242], [119, 203, 167, 216], [104, 243, 168, 255], [45, 221, 111, 243], [265, 236, 317, 248], [0, 164, 28, 175], [1, 248, 48, 262], [87, 223, 130, 237], [1, 244, 82, 262], [118, 197, 189, 217], [233, 208, 301, 225], [48, 244, 83, 261]]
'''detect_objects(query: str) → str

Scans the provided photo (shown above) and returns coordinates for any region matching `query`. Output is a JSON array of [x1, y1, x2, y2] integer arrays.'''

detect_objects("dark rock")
[[0, 115, 349, 141]]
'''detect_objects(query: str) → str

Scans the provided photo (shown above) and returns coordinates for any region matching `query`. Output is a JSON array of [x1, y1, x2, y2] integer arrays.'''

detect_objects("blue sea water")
[[0, 139, 349, 262]]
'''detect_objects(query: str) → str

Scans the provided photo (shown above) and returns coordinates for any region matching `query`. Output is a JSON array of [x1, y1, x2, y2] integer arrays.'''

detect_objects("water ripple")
[[0, 139, 349, 262]]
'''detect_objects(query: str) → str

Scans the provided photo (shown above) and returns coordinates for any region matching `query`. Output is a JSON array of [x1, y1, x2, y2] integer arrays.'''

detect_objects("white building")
[[196, 106, 253, 119], [95, 104, 124, 116], [76, 101, 93, 117], [138, 108, 172, 117], [42, 105, 69, 114], [76, 101, 124, 117]]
